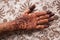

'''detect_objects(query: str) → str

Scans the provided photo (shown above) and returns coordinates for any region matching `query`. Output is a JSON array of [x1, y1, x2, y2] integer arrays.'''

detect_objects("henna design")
[[15, 5, 55, 30], [0, 4, 55, 32], [0, 8, 5, 19]]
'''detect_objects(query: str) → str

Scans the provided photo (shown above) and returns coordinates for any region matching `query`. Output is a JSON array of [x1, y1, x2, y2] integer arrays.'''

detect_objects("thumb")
[[23, 4, 36, 14], [23, 9, 30, 14]]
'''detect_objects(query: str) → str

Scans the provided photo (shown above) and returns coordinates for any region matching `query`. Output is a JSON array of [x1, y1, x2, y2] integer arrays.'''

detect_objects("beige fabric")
[[0, 0, 60, 40]]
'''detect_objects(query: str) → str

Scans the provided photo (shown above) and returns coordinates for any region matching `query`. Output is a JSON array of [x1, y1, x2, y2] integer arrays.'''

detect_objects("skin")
[[0, 9, 55, 33], [16, 9, 54, 30]]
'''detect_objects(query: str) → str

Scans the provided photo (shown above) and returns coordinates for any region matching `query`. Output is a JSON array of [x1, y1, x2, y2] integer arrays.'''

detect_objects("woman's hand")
[[16, 9, 54, 30]]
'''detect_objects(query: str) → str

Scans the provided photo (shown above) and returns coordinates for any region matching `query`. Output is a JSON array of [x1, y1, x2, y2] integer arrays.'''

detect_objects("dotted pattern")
[[0, 0, 60, 40]]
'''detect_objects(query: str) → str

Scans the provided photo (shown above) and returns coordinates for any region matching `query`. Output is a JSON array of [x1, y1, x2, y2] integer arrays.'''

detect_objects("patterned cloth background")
[[0, 0, 60, 40]]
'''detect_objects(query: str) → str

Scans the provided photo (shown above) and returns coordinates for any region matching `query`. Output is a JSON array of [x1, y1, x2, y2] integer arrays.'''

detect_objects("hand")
[[16, 9, 55, 30]]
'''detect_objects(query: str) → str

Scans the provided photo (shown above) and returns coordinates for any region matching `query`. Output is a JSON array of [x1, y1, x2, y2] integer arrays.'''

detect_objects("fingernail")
[[47, 10, 52, 14], [47, 10, 55, 17], [44, 25, 49, 28], [29, 4, 35, 10], [29, 4, 36, 13], [48, 17, 54, 22], [49, 13, 55, 17]]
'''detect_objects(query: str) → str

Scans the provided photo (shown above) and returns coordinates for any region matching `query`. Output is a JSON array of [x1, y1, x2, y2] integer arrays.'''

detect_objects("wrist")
[[2, 20, 18, 31], [15, 17, 27, 30]]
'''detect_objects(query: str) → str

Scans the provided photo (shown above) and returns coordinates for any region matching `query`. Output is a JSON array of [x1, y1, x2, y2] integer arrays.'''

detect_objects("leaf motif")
[[56, 1, 60, 11], [20, 0, 33, 13], [0, 8, 5, 19]]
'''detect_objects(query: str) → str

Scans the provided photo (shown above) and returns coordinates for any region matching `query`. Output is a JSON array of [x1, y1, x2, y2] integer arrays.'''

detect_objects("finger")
[[23, 9, 30, 14], [36, 25, 49, 29], [34, 11, 47, 16], [37, 14, 49, 20], [34, 10, 55, 17], [37, 13, 54, 20], [37, 16, 55, 25], [37, 19, 49, 25]]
